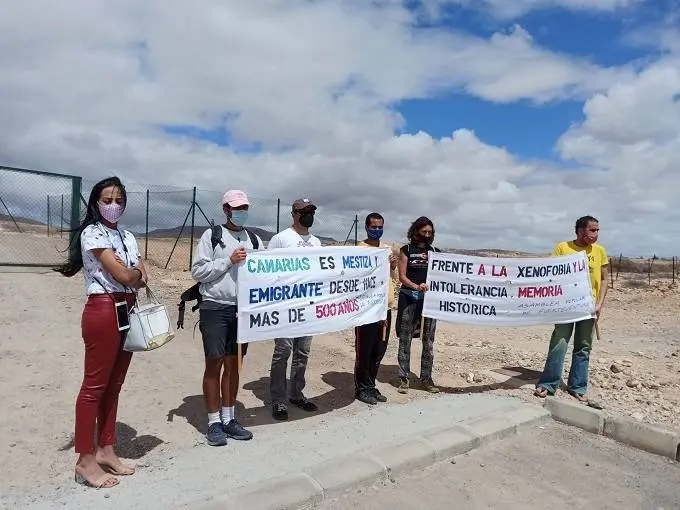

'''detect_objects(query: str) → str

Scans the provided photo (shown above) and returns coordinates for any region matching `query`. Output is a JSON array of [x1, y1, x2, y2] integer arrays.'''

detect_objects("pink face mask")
[[99, 203, 125, 223]]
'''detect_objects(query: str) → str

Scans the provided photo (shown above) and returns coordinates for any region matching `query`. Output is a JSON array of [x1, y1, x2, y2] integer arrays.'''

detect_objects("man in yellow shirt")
[[354, 212, 397, 405], [534, 215, 609, 403]]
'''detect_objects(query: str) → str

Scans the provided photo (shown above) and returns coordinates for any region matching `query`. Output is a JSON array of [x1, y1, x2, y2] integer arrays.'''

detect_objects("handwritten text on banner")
[[237, 246, 390, 342], [422, 251, 595, 326]]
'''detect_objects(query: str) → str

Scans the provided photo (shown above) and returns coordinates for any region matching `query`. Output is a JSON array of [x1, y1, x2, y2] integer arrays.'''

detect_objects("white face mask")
[[99, 203, 125, 223]]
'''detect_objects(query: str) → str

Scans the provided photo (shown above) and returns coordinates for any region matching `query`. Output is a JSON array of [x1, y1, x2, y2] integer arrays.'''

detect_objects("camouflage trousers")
[[396, 291, 437, 380]]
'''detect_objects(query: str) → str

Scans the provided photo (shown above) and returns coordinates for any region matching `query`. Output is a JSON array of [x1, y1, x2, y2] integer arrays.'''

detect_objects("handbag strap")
[[139, 285, 159, 303]]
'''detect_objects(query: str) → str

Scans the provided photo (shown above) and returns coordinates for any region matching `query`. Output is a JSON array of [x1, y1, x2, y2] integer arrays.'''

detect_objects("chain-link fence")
[[89, 187, 358, 271], [2, 166, 358, 269], [1, 166, 82, 267]]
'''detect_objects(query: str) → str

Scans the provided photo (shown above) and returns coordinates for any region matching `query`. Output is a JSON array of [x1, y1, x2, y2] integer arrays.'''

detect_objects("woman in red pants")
[[54, 176, 148, 489]]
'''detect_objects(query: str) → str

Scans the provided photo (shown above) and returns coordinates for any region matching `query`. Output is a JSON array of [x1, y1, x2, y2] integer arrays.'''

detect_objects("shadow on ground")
[[168, 370, 357, 434], [377, 364, 544, 395], [58, 422, 163, 459]]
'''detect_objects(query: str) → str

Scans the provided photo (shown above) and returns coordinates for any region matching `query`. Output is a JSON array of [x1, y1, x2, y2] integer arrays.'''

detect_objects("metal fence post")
[[60, 194, 64, 238], [276, 198, 281, 233], [354, 214, 358, 245], [68, 177, 82, 248], [144, 189, 150, 259], [189, 187, 197, 270], [47, 196, 51, 237]]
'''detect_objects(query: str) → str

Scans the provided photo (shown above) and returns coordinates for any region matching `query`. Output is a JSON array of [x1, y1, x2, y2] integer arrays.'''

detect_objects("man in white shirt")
[[267, 198, 321, 420], [191, 190, 264, 446]]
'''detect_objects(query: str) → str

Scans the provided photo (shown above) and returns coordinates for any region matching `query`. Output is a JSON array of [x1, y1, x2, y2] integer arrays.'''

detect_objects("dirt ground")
[[1, 237, 679, 500]]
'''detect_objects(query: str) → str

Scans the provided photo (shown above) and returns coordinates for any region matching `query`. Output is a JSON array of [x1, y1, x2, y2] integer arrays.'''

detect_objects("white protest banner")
[[422, 251, 595, 326], [236, 246, 390, 342]]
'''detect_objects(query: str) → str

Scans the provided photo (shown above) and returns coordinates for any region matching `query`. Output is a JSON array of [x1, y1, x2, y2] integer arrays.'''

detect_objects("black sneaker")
[[397, 377, 409, 394], [289, 397, 318, 412], [421, 378, 440, 393], [272, 403, 288, 421], [373, 388, 387, 402], [357, 390, 378, 405], [223, 419, 253, 441], [206, 422, 227, 446]]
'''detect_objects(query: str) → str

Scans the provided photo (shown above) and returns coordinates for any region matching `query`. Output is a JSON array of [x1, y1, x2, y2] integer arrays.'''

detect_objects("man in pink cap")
[[191, 189, 264, 446]]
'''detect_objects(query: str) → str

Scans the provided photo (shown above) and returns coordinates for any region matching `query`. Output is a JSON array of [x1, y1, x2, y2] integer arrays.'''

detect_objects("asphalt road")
[[320, 421, 680, 510]]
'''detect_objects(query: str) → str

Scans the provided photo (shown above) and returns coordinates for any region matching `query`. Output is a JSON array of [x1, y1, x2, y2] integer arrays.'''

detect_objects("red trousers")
[[75, 293, 135, 454]]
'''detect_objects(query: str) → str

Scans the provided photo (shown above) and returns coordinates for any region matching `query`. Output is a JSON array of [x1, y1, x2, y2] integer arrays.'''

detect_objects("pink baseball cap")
[[222, 190, 249, 207]]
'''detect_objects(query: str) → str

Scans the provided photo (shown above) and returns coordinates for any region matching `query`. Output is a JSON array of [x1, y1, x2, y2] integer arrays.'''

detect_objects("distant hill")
[[0, 213, 44, 226], [142, 224, 339, 245], [442, 247, 546, 257]]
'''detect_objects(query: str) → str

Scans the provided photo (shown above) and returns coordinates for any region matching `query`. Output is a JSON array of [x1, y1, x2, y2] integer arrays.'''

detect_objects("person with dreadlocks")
[[396, 216, 441, 395]]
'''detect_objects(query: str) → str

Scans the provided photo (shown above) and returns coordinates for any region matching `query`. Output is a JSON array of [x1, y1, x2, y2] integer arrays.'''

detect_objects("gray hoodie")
[[190, 225, 264, 305]]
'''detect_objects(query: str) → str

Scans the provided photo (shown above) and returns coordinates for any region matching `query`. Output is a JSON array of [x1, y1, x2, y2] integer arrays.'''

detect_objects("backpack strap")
[[210, 224, 225, 250], [244, 228, 259, 250], [210, 224, 258, 250]]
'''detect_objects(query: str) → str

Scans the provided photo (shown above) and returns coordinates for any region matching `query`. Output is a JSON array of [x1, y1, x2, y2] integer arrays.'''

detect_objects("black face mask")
[[300, 212, 314, 228], [414, 234, 433, 246]]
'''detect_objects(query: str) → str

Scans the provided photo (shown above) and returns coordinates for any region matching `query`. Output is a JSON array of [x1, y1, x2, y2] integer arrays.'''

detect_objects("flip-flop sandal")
[[533, 388, 549, 398], [568, 392, 600, 407], [75, 471, 119, 488], [100, 463, 135, 476]]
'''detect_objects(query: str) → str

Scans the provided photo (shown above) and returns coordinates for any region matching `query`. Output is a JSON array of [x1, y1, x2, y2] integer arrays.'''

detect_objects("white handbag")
[[124, 287, 175, 352]]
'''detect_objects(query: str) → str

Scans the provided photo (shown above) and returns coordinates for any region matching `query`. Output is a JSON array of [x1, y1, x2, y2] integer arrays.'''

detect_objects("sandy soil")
[[1, 236, 679, 500]]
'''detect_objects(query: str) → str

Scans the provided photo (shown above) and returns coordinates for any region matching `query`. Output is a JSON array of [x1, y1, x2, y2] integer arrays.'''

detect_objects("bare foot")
[[75, 455, 119, 488], [96, 446, 135, 476]]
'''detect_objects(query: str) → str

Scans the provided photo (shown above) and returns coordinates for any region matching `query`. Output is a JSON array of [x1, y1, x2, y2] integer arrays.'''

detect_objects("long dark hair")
[[407, 216, 435, 242], [53, 176, 127, 277]]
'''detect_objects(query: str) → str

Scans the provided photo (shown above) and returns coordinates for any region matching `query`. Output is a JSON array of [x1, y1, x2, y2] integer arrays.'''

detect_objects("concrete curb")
[[543, 398, 680, 462], [187, 403, 551, 510]]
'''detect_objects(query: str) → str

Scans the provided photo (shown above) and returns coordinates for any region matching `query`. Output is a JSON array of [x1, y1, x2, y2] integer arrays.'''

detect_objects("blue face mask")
[[366, 227, 383, 240], [230, 210, 248, 227]]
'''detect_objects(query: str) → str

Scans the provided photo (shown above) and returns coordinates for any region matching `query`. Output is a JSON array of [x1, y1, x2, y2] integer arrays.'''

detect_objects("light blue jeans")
[[536, 319, 595, 396]]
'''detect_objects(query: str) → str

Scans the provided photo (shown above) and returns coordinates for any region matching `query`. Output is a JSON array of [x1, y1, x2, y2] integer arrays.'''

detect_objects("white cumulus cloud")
[[0, 0, 678, 257]]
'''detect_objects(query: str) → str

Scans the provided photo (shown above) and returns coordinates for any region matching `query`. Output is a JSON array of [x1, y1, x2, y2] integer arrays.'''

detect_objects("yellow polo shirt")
[[552, 241, 608, 301], [359, 240, 396, 309]]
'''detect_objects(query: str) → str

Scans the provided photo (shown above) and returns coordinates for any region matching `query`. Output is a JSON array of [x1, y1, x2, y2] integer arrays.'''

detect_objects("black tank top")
[[400, 244, 440, 285]]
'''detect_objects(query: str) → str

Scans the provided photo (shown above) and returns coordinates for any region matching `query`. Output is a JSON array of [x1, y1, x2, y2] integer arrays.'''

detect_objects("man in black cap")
[[267, 198, 322, 420]]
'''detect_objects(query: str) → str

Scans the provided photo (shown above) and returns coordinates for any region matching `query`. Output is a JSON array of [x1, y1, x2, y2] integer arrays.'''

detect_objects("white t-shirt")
[[267, 227, 321, 249], [81, 223, 141, 295]]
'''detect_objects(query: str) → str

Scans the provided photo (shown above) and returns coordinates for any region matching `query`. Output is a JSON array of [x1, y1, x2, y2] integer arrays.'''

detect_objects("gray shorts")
[[198, 303, 248, 359]]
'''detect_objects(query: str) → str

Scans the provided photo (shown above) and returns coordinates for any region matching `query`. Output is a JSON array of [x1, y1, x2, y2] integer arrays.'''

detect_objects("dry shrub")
[[612, 258, 651, 274], [622, 277, 649, 289]]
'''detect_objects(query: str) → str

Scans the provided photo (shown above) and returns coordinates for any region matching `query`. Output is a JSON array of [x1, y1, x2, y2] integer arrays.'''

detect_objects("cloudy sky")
[[1, 0, 679, 256]]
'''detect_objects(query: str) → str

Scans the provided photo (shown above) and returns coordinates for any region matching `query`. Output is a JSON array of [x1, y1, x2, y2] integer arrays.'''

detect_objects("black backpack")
[[176, 225, 259, 329]]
